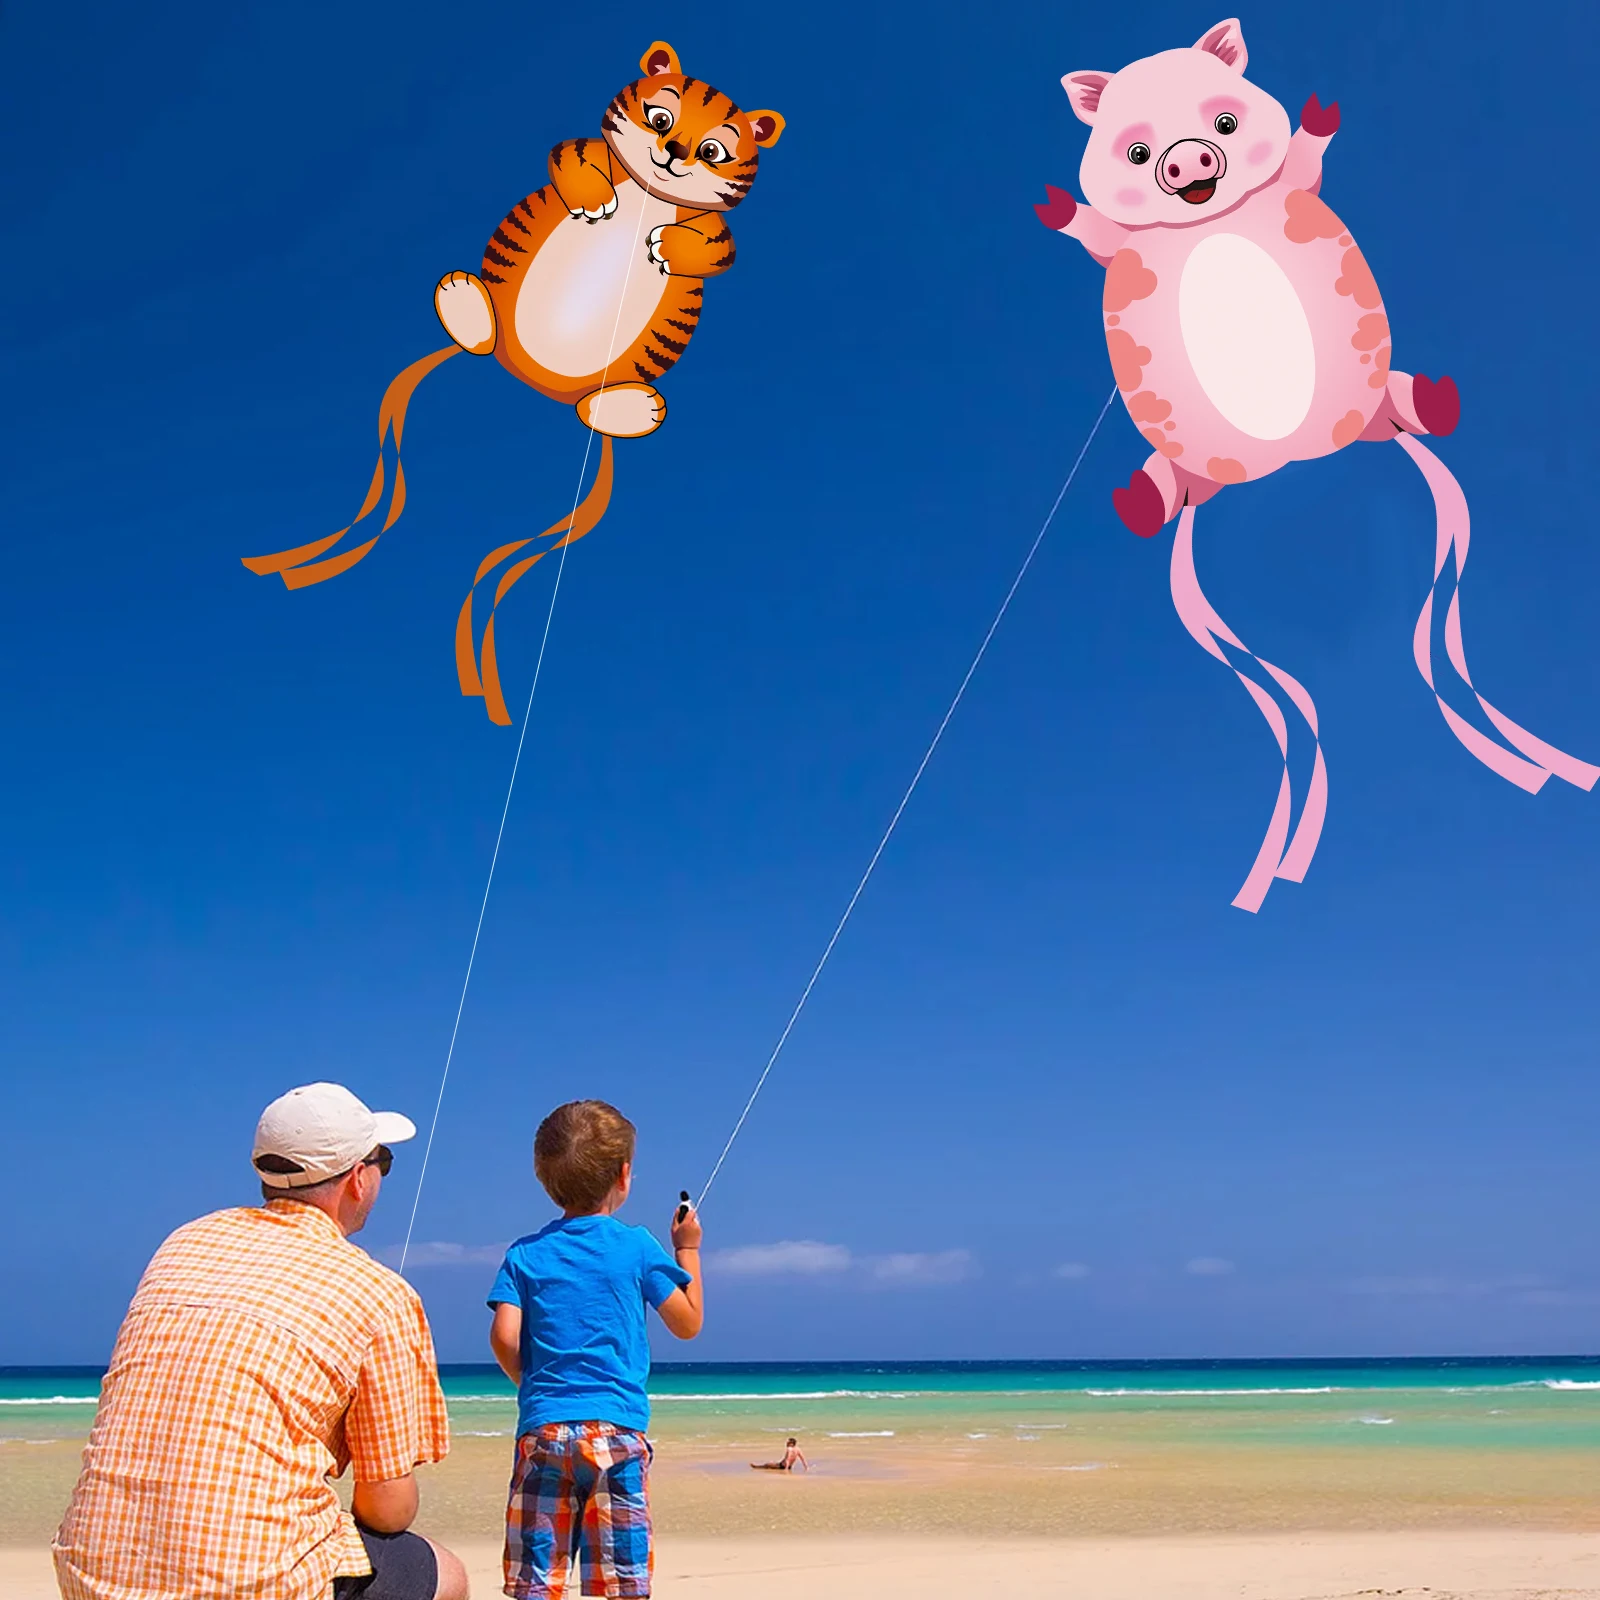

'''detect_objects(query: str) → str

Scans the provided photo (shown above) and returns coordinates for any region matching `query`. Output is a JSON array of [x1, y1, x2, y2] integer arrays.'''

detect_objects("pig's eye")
[[1127, 143, 1151, 165], [1214, 113, 1238, 135]]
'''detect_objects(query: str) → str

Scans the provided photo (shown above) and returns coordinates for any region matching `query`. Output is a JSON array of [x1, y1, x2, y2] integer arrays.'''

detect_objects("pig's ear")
[[1194, 19, 1248, 72], [1061, 71, 1112, 124]]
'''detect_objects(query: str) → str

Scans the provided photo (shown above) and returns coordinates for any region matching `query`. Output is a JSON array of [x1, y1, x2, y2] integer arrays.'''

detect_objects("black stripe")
[[711, 250, 735, 268], [681, 76, 698, 94], [575, 137, 588, 163], [633, 360, 656, 382], [628, 82, 639, 103], [482, 269, 506, 285], [506, 210, 531, 236], [702, 82, 718, 106], [717, 191, 744, 207], [484, 245, 515, 269], [653, 330, 687, 355], [684, 286, 704, 298], [518, 199, 538, 221], [666, 318, 697, 335], [492, 226, 526, 255]]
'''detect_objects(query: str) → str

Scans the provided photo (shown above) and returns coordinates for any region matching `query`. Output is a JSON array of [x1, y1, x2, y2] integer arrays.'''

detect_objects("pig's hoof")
[[1412, 374, 1460, 437], [1300, 93, 1341, 136], [1112, 469, 1167, 538], [1034, 184, 1077, 231]]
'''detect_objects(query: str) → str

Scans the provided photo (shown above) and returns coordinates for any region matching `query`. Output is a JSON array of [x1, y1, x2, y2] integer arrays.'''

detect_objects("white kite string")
[[399, 194, 654, 1275], [694, 385, 1122, 1211]]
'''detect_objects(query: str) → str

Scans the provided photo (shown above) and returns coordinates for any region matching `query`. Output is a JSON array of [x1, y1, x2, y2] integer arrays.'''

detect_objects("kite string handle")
[[693, 386, 1121, 1213]]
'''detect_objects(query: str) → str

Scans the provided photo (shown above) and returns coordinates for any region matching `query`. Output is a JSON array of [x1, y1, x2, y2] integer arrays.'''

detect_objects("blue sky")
[[2, 0, 1598, 1366]]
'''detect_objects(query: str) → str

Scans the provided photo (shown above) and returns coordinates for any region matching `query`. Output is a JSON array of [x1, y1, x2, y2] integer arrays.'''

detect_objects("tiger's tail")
[[456, 435, 616, 726], [241, 346, 460, 588]]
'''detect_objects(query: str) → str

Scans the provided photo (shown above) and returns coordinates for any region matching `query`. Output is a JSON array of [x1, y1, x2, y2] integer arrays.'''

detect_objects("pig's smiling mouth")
[[1176, 176, 1218, 205]]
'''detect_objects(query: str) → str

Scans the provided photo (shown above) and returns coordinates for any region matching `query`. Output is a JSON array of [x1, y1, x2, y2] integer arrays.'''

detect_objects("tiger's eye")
[[697, 138, 729, 163], [1214, 113, 1238, 135], [646, 107, 674, 132], [1127, 143, 1151, 165]]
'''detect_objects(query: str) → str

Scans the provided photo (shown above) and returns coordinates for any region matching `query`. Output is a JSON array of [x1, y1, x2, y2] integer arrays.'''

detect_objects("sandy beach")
[[5, 1532, 1599, 1598], [10, 1363, 1598, 1595]]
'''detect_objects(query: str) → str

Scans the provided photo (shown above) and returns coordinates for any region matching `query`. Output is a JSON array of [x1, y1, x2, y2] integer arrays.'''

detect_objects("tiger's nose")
[[665, 139, 690, 162]]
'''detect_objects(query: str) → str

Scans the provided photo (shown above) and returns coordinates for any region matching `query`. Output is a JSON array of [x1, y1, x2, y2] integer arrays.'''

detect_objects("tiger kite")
[[243, 41, 784, 725]]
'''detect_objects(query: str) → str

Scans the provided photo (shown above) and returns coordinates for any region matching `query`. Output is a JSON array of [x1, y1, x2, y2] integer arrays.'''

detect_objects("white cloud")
[[1185, 1257, 1236, 1277], [708, 1240, 853, 1277], [1051, 1262, 1091, 1280], [869, 1249, 977, 1287], [377, 1241, 506, 1268]]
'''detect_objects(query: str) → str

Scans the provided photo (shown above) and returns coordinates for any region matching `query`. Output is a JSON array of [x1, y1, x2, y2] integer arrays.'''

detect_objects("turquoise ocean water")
[[8, 1358, 1600, 1452]]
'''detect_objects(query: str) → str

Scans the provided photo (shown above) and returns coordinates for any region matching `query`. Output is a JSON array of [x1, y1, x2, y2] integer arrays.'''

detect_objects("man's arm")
[[656, 1203, 703, 1339], [489, 1302, 523, 1385], [352, 1474, 418, 1534]]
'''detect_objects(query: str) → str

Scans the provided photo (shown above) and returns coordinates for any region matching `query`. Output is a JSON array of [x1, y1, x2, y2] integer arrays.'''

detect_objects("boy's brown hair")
[[534, 1100, 637, 1213]]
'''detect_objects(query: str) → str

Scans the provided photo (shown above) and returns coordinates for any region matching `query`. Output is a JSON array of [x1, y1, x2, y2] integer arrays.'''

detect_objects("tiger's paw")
[[577, 382, 667, 439], [569, 194, 619, 223], [435, 272, 496, 355]]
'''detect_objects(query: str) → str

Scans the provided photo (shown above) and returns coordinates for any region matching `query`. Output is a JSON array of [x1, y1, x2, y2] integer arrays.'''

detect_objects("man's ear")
[[745, 110, 785, 148], [640, 41, 681, 77]]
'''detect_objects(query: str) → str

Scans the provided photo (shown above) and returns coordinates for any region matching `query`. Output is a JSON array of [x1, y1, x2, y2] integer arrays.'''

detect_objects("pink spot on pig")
[[1116, 188, 1148, 208], [1247, 139, 1273, 165], [1208, 458, 1248, 485], [1360, 353, 1371, 364], [1351, 314, 1390, 352], [1107, 328, 1152, 392], [1283, 189, 1343, 244], [1163, 420, 1176, 431], [1331, 409, 1364, 449], [1338, 233, 1351, 246], [1335, 246, 1382, 309], [1104, 249, 1158, 313], [1105, 314, 1120, 326], [1367, 342, 1392, 390], [1141, 428, 1184, 459], [1127, 390, 1172, 424]]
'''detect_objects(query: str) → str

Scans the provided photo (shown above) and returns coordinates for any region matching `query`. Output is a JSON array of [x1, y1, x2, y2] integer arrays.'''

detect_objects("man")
[[54, 1083, 470, 1600]]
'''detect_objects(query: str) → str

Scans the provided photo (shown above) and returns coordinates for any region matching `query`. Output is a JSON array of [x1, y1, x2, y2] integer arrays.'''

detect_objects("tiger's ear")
[[1062, 71, 1112, 124], [641, 42, 681, 77], [746, 110, 785, 148]]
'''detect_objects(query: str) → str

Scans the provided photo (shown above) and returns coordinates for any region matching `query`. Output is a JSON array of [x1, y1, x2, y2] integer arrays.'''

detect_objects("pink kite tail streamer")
[[1170, 506, 1328, 913], [1397, 434, 1597, 795]]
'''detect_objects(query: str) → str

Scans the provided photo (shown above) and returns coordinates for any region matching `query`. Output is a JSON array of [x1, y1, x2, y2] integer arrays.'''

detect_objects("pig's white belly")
[[515, 184, 677, 379], [1178, 233, 1316, 442]]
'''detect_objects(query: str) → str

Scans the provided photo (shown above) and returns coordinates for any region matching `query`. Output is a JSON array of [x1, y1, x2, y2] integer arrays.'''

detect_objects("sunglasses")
[[363, 1145, 394, 1178]]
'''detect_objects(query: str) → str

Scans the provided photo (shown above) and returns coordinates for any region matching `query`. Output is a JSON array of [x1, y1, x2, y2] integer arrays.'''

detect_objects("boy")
[[488, 1100, 703, 1600]]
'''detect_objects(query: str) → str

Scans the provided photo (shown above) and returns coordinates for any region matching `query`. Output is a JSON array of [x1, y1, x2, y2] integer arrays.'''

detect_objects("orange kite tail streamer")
[[457, 436, 615, 726], [241, 346, 460, 588]]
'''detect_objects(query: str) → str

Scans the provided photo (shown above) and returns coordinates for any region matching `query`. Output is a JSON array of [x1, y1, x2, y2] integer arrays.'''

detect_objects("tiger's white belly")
[[1178, 233, 1316, 442], [515, 183, 677, 379]]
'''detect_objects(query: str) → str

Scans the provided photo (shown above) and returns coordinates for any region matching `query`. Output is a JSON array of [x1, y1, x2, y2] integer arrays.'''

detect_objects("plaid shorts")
[[504, 1422, 654, 1599]]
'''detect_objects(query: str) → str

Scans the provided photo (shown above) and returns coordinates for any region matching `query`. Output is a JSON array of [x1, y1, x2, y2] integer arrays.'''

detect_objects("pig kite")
[[1037, 18, 1595, 912]]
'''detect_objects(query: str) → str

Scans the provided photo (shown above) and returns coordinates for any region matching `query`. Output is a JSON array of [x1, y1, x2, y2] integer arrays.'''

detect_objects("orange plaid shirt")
[[53, 1200, 451, 1600]]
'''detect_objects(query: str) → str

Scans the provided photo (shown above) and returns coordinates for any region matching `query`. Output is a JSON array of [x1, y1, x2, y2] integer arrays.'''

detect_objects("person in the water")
[[751, 1438, 809, 1472]]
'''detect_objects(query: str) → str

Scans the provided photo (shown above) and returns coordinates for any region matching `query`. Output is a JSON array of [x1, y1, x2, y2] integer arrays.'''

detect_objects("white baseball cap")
[[252, 1082, 418, 1189]]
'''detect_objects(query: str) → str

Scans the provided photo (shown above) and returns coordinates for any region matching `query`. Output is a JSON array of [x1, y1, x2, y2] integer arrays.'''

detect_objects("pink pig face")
[[1065, 20, 1292, 229]]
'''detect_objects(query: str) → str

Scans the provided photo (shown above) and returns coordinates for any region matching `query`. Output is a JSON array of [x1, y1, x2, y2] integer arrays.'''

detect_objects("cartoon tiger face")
[[603, 41, 784, 213]]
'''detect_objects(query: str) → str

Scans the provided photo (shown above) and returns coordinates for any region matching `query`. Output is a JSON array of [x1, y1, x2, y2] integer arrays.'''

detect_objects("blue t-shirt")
[[488, 1214, 691, 1435]]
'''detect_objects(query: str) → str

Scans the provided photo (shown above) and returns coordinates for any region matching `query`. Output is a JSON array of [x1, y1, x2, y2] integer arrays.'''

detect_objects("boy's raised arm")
[[489, 1302, 523, 1385], [656, 1203, 704, 1339]]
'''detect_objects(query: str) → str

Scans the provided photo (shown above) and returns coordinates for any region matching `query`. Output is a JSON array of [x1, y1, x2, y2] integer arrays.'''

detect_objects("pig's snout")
[[1156, 139, 1226, 204]]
